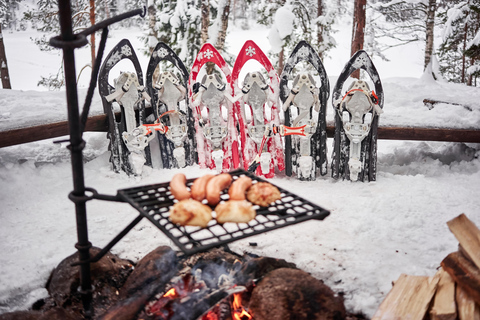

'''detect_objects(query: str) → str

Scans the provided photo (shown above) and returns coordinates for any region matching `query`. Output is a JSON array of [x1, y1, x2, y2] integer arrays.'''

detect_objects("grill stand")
[[50, 1, 145, 317], [50, 2, 330, 318]]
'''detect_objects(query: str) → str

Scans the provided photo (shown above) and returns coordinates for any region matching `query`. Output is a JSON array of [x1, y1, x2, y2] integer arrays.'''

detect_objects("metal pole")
[[56, 0, 93, 316]]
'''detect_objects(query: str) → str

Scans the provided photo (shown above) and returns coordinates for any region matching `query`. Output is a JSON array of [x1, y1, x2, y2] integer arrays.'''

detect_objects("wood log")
[[0, 112, 120, 148], [423, 98, 473, 111], [447, 214, 480, 270], [456, 285, 480, 320], [372, 273, 440, 320], [429, 268, 457, 320], [441, 251, 480, 305], [375, 127, 480, 143], [2, 122, 480, 149]]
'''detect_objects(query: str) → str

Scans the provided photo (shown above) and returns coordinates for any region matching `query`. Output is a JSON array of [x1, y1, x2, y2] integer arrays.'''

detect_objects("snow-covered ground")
[[1, 21, 480, 318]]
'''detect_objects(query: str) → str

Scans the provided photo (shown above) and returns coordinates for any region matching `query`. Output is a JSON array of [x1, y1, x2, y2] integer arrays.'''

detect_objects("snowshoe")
[[98, 39, 152, 175], [188, 43, 239, 172], [145, 42, 197, 169], [279, 41, 330, 181], [331, 50, 384, 182], [231, 40, 285, 178]]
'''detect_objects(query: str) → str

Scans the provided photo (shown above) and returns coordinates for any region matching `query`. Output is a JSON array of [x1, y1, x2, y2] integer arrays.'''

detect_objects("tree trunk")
[[424, 0, 436, 70], [462, 22, 468, 84], [215, 0, 231, 51], [90, 0, 95, 66], [206, 0, 231, 75], [0, 25, 12, 89], [317, 0, 324, 60], [277, 48, 284, 76], [104, 0, 111, 19], [148, 0, 158, 54], [201, 0, 210, 45], [351, 0, 366, 79]]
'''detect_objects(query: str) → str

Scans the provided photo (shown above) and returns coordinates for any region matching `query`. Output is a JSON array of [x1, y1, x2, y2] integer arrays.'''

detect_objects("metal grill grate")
[[118, 169, 330, 255]]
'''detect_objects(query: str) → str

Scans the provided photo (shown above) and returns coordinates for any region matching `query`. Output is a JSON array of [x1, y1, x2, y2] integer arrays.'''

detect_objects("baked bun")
[[215, 200, 256, 224], [246, 182, 281, 207], [169, 199, 212, 227]]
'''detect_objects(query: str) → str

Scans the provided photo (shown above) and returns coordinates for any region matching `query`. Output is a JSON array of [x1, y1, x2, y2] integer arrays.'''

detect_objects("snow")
[[1, 20, 480, 320]]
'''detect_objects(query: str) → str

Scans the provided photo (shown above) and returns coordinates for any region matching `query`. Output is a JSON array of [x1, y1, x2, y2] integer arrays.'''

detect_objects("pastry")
[[246, 182, 281, 207]]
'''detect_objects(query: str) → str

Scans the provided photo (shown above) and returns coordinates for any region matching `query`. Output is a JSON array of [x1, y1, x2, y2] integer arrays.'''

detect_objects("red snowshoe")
[[231, 40, 285, 178], [188, 43, 239, 172]]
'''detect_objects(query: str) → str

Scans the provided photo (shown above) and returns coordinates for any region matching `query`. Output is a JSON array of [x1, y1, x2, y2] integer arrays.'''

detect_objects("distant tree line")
[[0, 0, 478, 88]]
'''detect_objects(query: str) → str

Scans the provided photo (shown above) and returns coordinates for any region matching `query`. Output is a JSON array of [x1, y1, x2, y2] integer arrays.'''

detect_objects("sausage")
[[228, 176, 253, 200], [191, 174, 215, 201], [169, 173, 191, 201], [206, 173, 232, 206]]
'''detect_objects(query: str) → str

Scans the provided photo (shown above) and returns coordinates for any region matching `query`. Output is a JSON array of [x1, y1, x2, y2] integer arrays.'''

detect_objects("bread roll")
[[169, 199, 212, 228], [215, 200, 256, 224]]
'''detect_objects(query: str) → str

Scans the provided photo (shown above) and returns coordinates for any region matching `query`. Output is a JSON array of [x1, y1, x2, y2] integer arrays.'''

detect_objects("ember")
[[145, 274, 206, 319], [201, 292, 253, 320]]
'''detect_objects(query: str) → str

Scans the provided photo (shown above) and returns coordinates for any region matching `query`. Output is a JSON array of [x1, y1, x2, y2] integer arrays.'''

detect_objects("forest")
[[0, 0, 479, 89]]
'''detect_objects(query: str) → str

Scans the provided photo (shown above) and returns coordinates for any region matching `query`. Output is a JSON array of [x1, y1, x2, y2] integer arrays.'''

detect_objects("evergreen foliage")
[[438, 0, 480, 86]]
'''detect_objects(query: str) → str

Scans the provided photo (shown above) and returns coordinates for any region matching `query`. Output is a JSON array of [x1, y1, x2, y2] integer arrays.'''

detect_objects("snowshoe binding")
[[279, 41, 330, 181], [331, 50, 384, 182], [98, 39, 152, 175], [188, 43, 239, 172], [146, 42, 197, 169], [231, 40, 285, 178]]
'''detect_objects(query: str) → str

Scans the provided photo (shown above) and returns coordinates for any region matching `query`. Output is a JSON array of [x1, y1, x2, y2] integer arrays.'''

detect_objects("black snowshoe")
[[331, 50, 384, 182], [145, 42, 197, 168], [279, 41, 330, 180], [98, 39, 152, 175]]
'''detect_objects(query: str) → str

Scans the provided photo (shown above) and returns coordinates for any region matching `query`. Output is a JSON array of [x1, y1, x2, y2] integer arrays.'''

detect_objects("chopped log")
[[372, 273, 440, 320], [429, 268, 457, 320], [441, 251, 480, 305], [447, 214, 480, 270], [456, 285, 480, 320]]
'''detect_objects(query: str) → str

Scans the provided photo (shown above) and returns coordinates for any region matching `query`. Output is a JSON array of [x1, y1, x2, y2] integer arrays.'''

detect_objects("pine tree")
[[144, 0, 233, 72], [371, 0, 438, 70], [0, 0, 24, 30], [22, 0, 91, 88], [257, 0, 336, 73], [438, 0, 480, 86]]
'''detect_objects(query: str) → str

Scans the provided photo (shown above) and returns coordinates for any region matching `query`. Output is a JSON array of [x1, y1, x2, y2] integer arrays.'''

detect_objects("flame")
[[232, 293, 253, 320]]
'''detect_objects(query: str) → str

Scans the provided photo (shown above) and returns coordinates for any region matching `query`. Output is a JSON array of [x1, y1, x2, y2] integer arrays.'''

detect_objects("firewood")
[[429, 268, 457, 320], [447, 214, 480, 270], [441, 251, 480, 305], [372, 273, 440, 320], [456, 285, 480, 320]]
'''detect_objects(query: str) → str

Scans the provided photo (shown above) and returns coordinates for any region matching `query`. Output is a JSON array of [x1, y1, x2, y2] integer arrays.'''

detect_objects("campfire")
[[140, 256, 256, 320]]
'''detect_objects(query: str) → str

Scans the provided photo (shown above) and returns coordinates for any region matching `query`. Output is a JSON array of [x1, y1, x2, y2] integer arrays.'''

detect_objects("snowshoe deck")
[[188, 43, 239, 172], [331, 50, 384, 182], [146, 42, 197, 169], [231, 40, 285, 178], [98, 39, 151, 175], [279, 41, 330, 180]]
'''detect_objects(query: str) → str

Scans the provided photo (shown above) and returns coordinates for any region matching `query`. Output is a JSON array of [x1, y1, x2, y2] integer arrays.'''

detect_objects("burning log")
[[248, 268, 346, 320], [372, 272, 440, 320], [99, 246, 178, 320], [429, 268, 457, 320], [441, 251, 480, 306]]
